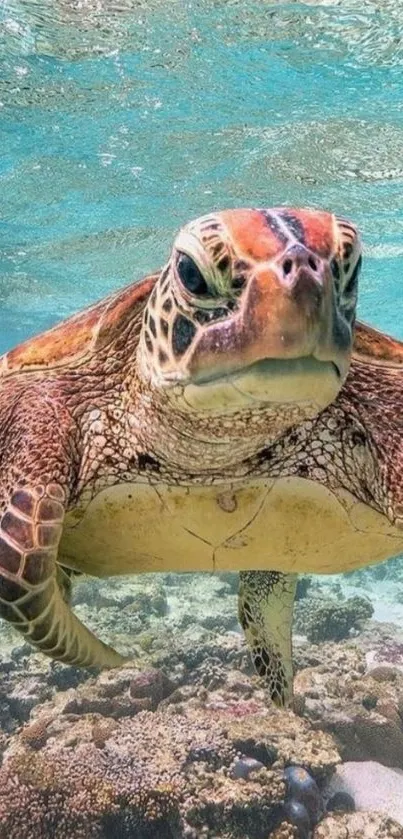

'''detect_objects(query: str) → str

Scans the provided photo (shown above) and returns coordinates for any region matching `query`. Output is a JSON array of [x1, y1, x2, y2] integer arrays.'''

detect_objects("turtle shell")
[[353, 320, 403, 365], [0, 272, 158, 377]]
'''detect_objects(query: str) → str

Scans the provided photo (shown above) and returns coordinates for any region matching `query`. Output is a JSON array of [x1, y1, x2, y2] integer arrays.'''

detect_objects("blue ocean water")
[[1, 0, 403, 353]]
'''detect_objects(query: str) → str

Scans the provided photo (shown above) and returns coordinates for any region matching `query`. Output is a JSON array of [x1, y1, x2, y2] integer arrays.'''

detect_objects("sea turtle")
[[1, 206, 402, 707]]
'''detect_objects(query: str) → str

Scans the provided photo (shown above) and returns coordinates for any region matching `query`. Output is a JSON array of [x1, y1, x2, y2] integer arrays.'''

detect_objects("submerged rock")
[[284, 765, 322, 824], [326, 791, 355, 813], [282, 799, 311, 838], [230, 756, 265, 779]]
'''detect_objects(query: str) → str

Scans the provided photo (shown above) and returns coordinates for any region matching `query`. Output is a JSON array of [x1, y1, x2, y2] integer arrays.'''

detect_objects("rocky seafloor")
[[1, 565, 403, 838]]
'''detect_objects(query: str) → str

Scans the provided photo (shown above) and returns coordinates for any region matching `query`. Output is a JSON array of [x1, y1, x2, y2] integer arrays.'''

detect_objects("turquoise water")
[[2, 0, 403, 353]]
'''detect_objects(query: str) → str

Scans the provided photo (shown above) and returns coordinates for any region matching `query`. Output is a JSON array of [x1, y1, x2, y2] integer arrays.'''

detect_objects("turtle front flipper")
[[239, 570, 297, 707], [0, 484, 124, 668], [56, 565, 82, 604]]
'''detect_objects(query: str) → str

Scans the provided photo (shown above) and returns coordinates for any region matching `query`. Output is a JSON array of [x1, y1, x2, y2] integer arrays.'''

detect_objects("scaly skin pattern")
[[1, 206, 400, 706]]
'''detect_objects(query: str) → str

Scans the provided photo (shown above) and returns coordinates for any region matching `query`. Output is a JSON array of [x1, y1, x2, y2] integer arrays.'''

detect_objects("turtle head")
[[138, 207, 361, 434]]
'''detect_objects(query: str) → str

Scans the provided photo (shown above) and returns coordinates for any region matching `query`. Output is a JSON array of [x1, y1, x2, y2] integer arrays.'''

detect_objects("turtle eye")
[[330, 258, 340, 281], [344, 255, 362, 295], [176, 252, 209, 296]]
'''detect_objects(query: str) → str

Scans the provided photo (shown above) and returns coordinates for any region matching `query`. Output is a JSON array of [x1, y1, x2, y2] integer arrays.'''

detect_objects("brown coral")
[[19, 714, 53, 750], [129, 668, 175, 708], [271, 823, 298, 839], [91, 718, 119, 749]]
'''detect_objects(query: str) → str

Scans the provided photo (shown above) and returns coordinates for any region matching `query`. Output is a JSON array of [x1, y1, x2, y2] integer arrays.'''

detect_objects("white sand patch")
[[326, 761, 403, 825]]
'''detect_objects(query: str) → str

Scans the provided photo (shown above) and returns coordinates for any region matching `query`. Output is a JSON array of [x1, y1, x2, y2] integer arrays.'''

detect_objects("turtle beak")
[[187, 244, 352, 385], [245, 245, 328, 359]]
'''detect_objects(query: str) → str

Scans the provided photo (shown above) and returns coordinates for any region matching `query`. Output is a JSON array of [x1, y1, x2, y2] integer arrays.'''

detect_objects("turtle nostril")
[[308, 256, 317, 271], [283, 258, 293, 275]]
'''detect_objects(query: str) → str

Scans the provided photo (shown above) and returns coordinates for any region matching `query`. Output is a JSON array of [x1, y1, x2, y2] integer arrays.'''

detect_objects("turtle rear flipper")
[[0, 482, 124, 668], [239, 570, 297, 707]]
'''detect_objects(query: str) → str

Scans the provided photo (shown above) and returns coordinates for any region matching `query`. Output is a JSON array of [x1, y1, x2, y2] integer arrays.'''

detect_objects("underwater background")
[[2, 0, 403, 837]]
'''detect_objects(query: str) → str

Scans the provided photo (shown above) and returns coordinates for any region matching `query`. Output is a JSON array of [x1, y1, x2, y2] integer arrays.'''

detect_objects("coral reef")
[[272, 812, 403, 839], [0, 692, 339, 839], [57, 665, 177, 718], [313, 812, 403, 838], [294, 595, 374, 643], [0, 570, 403, 836], [294, 641, 403, 767]]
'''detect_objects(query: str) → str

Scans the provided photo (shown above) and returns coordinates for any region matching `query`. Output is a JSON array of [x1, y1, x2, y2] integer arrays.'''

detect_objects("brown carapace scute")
[[1, 203, 401, 709]]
